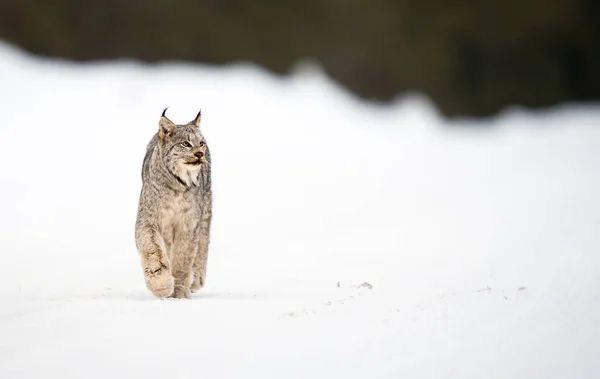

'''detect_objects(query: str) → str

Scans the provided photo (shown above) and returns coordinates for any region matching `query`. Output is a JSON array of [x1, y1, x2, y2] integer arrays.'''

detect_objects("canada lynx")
[[135, 109, 212, 299]]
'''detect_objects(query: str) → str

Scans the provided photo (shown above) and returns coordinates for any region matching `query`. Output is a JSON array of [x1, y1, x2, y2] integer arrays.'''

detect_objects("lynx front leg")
[[170, 235, 199, 299], [136, 228, 174, 298], [191, 219, 211, 293]]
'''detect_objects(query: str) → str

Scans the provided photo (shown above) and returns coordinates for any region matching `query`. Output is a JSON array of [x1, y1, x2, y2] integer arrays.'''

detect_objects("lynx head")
[[158, 108, 208, 186]]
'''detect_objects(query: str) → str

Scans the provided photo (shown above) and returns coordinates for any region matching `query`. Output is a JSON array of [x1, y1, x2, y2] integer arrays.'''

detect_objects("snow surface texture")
[[0, 41, 599, 379]]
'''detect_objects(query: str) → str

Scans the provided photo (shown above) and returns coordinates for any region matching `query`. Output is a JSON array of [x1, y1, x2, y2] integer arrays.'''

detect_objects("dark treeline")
[[0, 0, 598, 117]]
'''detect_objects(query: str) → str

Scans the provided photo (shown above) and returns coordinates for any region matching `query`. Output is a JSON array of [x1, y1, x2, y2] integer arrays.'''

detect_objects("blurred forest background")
[[0, 0, 598, 118]]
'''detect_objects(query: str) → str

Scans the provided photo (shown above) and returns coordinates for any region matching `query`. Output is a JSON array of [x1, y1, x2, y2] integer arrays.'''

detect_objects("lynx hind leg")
[[137, 228, 174, 298], [190, 242, 207, 292], [191, 222, 210, 292]]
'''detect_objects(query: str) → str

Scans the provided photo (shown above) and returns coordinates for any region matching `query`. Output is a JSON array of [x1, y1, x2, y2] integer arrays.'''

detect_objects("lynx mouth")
[[185, 158, 204, 165]]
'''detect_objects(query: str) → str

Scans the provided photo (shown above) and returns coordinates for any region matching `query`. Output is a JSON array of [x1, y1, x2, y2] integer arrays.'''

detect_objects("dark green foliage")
[[1, 0, 598, 117]]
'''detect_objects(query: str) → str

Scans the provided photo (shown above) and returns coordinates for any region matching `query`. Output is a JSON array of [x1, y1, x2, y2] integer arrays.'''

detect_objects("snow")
[[0, 41, 599, 378]]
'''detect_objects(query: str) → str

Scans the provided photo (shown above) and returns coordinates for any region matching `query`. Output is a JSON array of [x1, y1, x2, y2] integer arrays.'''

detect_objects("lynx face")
[[158, 110, 207, 186]]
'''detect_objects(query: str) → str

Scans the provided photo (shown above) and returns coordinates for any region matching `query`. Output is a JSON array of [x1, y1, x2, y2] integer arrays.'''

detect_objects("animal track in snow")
[[281, 281, 374, 318]]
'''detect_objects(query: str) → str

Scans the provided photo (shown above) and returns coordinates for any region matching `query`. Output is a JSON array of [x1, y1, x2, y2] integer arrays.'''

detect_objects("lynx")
[[135, 109, 212, 299]]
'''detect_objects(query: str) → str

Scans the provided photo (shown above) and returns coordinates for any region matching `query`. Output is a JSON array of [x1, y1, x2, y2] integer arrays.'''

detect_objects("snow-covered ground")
[[0, 41, 599, 378]]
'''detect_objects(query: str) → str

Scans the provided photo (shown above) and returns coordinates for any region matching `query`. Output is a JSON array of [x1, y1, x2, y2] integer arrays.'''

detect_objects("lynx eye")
[[199, 141, 205, 147], [181, 141, 192, 148]]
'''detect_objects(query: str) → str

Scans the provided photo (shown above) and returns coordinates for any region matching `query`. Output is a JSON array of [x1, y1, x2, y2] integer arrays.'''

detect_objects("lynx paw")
[[190, 276, 204, 293], [145, 266, 174, 298], [172, 285, 192, 299]]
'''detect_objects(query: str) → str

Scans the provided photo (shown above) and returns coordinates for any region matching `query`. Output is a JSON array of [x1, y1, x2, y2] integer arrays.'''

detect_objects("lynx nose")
[[194, 151, 205, 159]]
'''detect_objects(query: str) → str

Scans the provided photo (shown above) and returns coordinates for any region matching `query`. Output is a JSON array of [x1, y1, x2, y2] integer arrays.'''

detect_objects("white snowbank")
[[0, 41, 599, 379]]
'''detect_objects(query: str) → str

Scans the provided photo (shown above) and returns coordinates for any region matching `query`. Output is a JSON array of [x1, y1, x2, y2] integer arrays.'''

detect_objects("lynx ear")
[[159, 108, 176, 139], [191, 109, 202, 127]]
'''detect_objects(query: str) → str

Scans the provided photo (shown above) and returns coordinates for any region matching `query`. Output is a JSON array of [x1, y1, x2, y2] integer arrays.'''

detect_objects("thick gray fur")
[[135, 110, 212, 299]]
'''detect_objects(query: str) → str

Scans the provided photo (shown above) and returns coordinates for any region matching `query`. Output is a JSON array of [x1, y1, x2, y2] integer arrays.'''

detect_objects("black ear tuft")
[[192, 109, 202, 127], [158, 108, 176, 140]]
